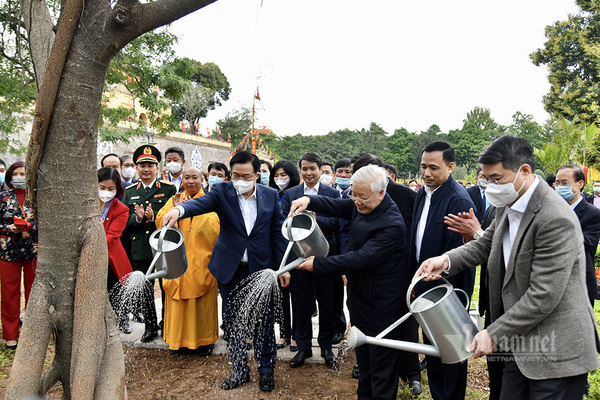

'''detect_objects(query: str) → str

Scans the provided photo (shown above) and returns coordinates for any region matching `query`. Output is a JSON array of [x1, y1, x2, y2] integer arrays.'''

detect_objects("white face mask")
[[99, 190, 116, 203], [166, 162, 182, 175], [232, 179, 255, 195], [275, 178, 290, 191], [320, 174, 333, 186], [122, 167, 136, 180], [11, 176, 26, 190], [484, 168, 526, 208]]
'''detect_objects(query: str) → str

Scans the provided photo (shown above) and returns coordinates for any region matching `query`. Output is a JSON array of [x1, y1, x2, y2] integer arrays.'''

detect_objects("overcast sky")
[[169, 0, 581, 137]]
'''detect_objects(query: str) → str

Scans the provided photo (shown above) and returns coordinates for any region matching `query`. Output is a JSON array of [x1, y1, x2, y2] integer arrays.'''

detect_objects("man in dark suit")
[[409, 142, 475, 400], [466, 168, 486, 223], [281, 152, 340, 369], [161, 151, 288, 393], [120, 154, 139, 189], [555, 165, 600, 305], [418, 136, 600, 400], [588, 180, 600, 208], [290, 165, 409, 400], [122, 145, 177, 342]]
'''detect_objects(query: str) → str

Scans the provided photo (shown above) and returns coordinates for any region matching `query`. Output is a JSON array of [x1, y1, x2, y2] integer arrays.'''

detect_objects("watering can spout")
[[345, 326, 441, 358]]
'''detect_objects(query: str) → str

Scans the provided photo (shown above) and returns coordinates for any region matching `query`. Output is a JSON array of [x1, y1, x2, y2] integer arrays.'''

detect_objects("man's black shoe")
[[221, 372, 250, 390], [119, 318, 132, 334], [419, 359, 427, 370], [140, 326, 158, 343], [331, 332, 344, 345], [408, 380, 422, 396], [352, 364, 360, 379], [290, 350, 312, 368], [259, 373, 275, 392], [321, 349, 337, 369]]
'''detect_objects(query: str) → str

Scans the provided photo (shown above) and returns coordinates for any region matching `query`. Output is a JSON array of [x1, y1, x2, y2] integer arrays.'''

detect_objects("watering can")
[[145, 227, 188, 280], [345, 275, 479, 364], [274, 211, 330, 277]]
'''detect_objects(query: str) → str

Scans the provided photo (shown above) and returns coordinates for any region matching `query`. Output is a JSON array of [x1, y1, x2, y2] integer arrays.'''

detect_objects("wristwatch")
[[473, 229, 485, 240]]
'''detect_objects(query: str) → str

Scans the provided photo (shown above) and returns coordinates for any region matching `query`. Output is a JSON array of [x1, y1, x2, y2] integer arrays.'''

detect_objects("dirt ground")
[[0, 344, 490, 399]]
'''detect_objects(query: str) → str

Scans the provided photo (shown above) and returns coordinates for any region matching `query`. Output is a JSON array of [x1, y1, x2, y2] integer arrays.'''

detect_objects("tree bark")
[[8, 0, 218, 398]]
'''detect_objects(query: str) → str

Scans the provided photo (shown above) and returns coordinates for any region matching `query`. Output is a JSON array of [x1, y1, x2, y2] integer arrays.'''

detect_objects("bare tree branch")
[[19, 0, 55, 89]]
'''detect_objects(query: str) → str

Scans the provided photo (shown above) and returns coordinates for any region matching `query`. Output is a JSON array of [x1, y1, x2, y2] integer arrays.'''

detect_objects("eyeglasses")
[[479, 167, 521, 186], [347, 190, 376, 204], [553, 180, 579, 188]]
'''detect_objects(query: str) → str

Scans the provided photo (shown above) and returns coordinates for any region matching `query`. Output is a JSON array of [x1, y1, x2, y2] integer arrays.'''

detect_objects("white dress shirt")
[[502, 176, 540, 269], [415, 185, 439, 262], [169, 174, 182, 192], [303, 182, 320, 196], [237, 186, 258, 262]]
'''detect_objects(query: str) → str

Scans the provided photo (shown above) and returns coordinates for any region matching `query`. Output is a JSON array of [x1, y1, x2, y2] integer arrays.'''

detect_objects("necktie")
[[145, 187, 150, 194], [482, 191, 488, 211]]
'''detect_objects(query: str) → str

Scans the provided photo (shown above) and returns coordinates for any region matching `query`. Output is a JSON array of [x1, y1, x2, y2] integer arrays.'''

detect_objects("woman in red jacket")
[[98, 167, 133, 333]]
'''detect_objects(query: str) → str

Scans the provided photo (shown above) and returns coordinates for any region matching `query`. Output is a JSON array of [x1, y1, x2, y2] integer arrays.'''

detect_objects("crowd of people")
[[1, 133, 600, 399]]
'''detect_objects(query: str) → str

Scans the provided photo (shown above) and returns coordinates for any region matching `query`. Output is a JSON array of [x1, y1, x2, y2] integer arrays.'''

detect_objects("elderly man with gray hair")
[[289, 165, 410, 400]]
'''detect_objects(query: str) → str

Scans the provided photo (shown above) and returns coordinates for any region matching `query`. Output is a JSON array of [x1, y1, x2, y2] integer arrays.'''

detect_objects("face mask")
[[202, 181, 208, 190], [122, 167, 135, 180], [0, 172, 5, 184], [232, 179, 255, 195], [555, 185, 577, 202], [208, 176, 224, 188], [320, 174, 333, 186], [275, 178, 290, 191], [99, 190, 116, 203], [484, 168, 525, 208], [477, 178, 488, 189], [336, 177, 352, 189], [10, 176, 26, 190], [411, 186, 419, 192], [166, 162, 182, 175], [260, 173, 270, 186], [594, 187, 600, 193]]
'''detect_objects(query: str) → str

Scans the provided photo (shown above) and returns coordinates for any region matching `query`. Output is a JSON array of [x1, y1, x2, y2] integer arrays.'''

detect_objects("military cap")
[[133, 144, 161, 164]]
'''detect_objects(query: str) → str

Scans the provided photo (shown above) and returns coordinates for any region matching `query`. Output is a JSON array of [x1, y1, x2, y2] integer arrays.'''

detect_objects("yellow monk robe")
[[156, 189, 220, 350]]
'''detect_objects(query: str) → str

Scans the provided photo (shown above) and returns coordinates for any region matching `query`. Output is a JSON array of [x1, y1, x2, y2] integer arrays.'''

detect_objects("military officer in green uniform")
[[122, 144, 176, 342]]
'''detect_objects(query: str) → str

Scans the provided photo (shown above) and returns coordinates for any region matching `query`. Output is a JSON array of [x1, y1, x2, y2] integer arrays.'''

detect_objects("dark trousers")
[[500, 358, 586, 400], [220, 263, 276, 375], [278, 282, 292, 340], [290, 269, 335, 351], [331, 274, 347, 335], [131, 259, 159, 330], [355, 325, 403, 400], [425, 337, 468, 400], [399, 316, 421, 381]]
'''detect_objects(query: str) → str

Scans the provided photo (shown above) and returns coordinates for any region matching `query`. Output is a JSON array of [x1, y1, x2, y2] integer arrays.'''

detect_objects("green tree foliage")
[[381, 128, 417, 177], [217, 107, 253, 148], [531, 0, 600, 125], [507, 111, 549, 150]]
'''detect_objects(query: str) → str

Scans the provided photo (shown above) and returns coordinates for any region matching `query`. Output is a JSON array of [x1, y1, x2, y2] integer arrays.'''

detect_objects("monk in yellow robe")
[[156, 166, 220, 352]]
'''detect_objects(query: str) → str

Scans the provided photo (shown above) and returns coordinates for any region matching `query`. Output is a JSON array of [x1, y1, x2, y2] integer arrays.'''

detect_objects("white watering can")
[[145, 227, 188, 280]]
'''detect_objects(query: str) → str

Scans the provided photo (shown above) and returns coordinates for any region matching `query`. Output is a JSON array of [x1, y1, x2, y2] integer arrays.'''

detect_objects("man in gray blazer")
[[415, 135, 600, 399]]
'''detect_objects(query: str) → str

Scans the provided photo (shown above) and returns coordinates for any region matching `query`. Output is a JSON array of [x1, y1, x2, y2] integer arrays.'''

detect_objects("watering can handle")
[[157, 226, 168, 253], [278, 241, 295, 271], [406, 275, 452, 309], [454, 288, 470, 311], [145, 251, 167, 280], [286, 214, 295, 243]]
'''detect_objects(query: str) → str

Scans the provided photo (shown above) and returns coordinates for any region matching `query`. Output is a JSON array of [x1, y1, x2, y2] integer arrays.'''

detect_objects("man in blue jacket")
[[161, 151, 289, 393], [409, 142, 475, 400], [281, 152, 340, 369], [289, 165, 408, 400]]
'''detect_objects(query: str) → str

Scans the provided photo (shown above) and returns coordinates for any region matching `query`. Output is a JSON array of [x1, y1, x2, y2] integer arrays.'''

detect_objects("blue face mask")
[[555, 185, 576, 202], [0, 172, 4, 184], [260, 173, 270, 185], [208, 176, 224, 188], [336, 177, 352, 189]]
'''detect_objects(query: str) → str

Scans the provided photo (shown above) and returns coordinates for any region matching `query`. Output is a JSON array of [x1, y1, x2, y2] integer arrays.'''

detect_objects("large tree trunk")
[[7, 0, 218, 398]]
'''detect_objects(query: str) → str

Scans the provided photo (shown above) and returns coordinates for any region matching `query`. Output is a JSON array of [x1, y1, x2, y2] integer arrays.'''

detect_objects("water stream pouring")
[[275, 211, 330, 277], [345, 275, 479, 364], [145, 227, 188, 280]]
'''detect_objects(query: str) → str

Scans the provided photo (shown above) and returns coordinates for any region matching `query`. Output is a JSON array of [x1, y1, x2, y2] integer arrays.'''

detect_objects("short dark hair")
[[322, 161, 333, 169], [383, 162, 397, 177], [207, 162, 229, 178], [350, 153, 368, 164], [334, 158, 351, 171], [478, 135, 536, 171], [545, 173, 556, 187], [98, 167, 124, 198], [101, 153, 121, 167], [165, 146, 185, 160], [422, 142, 454, 164], [120, 154, 133, 164], [299, 152, 322, 169], [594, 180, 600, 185], [557, 165, 586, 184], [230, 151, 260, 173], [0, 159, 5, 167], [476, 167, 482, 176], [270, 160, 300, 190], [353, 154, 383, 173], [260, 160, 273, 174], [6, 161, 24, 190]]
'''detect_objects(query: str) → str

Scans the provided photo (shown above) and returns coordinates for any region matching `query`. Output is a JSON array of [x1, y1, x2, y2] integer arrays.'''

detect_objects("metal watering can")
[[275, 211, 330, 277], [346, 275, 479, 364], [145, 227, 188, 280]]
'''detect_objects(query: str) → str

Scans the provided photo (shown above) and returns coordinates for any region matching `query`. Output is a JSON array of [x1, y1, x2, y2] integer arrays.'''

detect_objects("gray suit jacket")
[[446, 177, 600, 379]]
